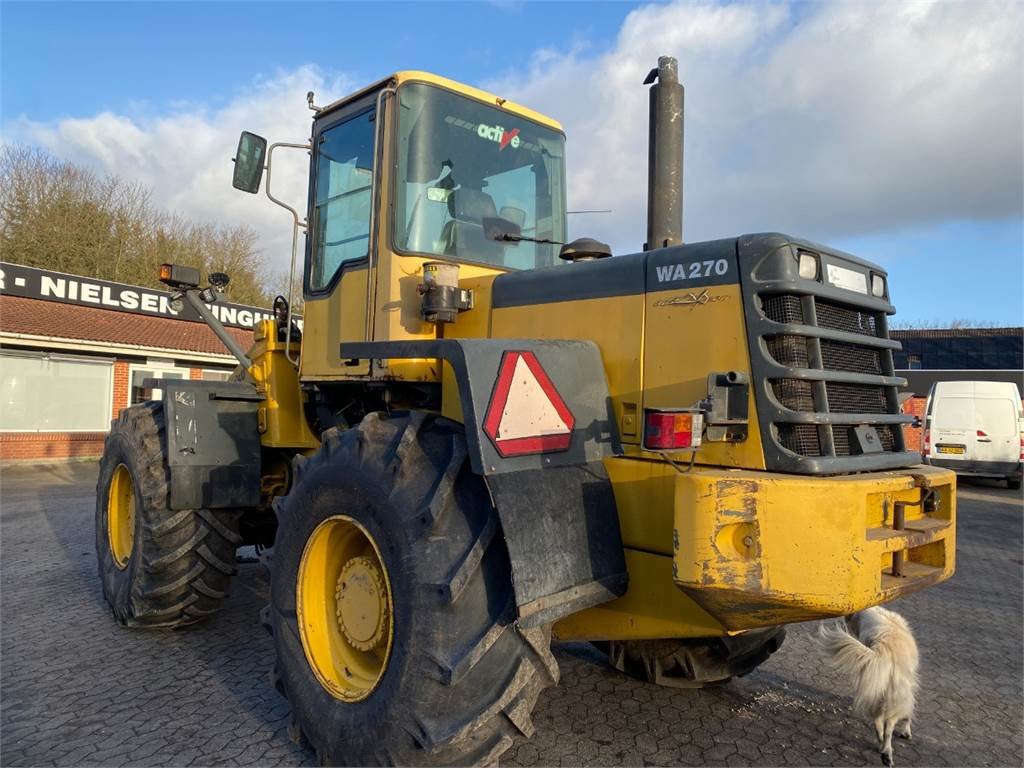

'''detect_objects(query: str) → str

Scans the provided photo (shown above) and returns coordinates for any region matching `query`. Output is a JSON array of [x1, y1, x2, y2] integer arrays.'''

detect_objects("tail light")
[[644, 409, 703, 450], [977, 429, 988, 437], [923, 428, 931, 456], [1019, 435, 1023, 461]]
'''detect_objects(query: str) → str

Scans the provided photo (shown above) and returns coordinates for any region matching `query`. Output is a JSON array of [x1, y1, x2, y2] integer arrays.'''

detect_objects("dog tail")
[[818, 621, 893, 717]]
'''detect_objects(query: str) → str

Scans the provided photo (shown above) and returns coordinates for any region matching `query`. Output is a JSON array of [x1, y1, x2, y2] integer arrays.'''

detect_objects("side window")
[[310, 109, 376, 291]]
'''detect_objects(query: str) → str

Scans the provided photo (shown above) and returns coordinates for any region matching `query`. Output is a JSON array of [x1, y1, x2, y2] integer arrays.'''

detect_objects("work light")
[[871, 273, 886, 297], [797, 250, 819, 280]]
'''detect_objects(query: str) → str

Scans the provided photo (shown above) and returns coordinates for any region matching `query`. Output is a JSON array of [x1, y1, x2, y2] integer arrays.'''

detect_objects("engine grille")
[[757, 290, 909, 461], [814, 300, 877, 336]]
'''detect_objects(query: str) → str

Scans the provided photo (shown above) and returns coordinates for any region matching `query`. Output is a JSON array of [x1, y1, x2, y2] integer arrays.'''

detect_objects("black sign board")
[[0, 262, 276, 330]]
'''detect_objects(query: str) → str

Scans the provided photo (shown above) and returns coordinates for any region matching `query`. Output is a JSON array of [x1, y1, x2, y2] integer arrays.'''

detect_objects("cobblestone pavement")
[[2, 462, 1021, 767]]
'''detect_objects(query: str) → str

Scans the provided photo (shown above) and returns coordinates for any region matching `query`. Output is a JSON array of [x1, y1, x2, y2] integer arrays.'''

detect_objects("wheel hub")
[[336, 556, 388, 652], [296, 515, 394, 702], [107, 463, 136, 570]]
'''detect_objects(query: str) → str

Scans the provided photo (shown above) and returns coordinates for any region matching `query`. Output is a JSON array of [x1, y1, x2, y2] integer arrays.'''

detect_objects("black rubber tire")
[[601, 627, 786, 688], [95, 401, 242, 627], [1007, 478, 1021, 491], [266, 412, 559, 766]]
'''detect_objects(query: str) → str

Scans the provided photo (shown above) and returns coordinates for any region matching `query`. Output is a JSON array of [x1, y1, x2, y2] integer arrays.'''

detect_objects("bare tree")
[[0, 145, 273, 306]]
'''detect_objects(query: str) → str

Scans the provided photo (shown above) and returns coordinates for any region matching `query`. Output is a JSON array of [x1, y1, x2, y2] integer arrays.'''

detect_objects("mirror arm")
[[264, 141, 311, 367], [180, 289, 254, 375]]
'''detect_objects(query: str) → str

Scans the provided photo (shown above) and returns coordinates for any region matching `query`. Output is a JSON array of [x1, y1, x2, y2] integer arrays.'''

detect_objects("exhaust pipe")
[[644, 56, 684, 250]]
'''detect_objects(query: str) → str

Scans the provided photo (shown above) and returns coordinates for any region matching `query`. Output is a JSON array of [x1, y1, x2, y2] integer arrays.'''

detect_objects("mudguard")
[[341, 339, 629, 627], [149, 379, 263, 510]]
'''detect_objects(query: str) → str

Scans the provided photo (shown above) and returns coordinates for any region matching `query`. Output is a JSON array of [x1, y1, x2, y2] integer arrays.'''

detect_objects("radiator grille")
[[762, 295, 804, 325], [815, 300, 877, 336], [756, 289, 908, 462], [832, 425, 897, 457], [778, 425, 821, 457], [766, 336, 810, 368], [772, 378, 815, 411], [826, 383, 887, 414], [820, 340, 881, 374]]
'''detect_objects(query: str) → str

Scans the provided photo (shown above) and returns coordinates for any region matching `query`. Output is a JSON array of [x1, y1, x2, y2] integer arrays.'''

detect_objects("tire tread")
[[96, 402, 240, 628]]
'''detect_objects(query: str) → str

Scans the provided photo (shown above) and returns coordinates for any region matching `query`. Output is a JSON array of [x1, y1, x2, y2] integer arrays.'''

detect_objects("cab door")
[[299, 92, 382, 380]]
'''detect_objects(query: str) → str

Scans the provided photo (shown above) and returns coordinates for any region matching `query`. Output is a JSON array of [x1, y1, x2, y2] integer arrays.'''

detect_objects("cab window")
[[310, 109, 376, 291], [393, 83, 566, 270]]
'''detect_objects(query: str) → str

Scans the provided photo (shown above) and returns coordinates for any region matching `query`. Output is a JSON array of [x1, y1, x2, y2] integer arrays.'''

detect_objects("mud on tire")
[[603, 627, 786, 688], [266, 412, 559, 766], [96, 401, 241, 627]]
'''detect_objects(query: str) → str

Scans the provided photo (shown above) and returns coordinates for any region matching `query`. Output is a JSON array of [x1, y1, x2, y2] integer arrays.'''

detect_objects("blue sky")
[[2, 1, 1022, 328], [1, 2, 629, 118]]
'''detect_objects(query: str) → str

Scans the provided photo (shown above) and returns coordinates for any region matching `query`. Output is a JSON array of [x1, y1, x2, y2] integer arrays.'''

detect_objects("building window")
[[129, 365, 187, 405], [200, 369, 233, 382], [0, 351, 113, 432], [907, 354, 922, 370]]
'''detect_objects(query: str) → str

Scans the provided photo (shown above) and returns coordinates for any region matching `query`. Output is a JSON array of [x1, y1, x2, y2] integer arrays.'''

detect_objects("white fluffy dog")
[[819, 606, 920, 766]]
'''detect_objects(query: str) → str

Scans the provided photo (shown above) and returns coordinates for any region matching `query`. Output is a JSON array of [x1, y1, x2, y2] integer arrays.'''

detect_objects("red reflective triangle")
[[482, 351, 575, 458]]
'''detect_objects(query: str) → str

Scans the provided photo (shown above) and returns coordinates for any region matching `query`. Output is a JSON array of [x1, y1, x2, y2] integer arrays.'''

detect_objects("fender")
[[341, 339, 629, 627], [150, 379, 263, 510]]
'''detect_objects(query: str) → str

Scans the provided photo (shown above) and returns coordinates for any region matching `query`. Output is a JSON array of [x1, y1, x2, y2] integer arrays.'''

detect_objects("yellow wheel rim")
[[107, 464, 136, 569], [297, 515, 394, 702]]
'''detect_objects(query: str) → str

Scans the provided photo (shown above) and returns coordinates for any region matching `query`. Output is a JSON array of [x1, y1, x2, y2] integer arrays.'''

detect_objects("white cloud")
[[487, 0, 1024, 253], [3, 1, 1021, 274], [3, 66, 358, 279]]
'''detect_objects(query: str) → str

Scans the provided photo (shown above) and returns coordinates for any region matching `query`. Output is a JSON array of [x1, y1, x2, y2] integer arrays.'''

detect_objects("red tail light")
[[977, 429, 988, 437], [644, 409, 703, 450], [923, 428, 931, 455]]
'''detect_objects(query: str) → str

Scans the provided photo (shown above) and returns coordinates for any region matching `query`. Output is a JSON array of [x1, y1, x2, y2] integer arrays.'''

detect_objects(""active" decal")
[[477, 123, 521, 150]]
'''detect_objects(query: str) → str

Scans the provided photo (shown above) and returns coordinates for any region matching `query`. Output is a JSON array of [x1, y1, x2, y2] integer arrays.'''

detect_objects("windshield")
[[393, 82, 566, 270]]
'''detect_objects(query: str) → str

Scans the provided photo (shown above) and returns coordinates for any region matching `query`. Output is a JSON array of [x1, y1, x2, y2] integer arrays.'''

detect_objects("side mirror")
[[232, 131, 267, 193]]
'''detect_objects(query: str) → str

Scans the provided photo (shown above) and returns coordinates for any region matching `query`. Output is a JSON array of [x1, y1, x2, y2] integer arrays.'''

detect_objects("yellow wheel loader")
[[95, 57, 956, 765]]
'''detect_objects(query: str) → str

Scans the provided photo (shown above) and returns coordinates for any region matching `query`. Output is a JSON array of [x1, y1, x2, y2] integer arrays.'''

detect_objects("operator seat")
[[440, 188, 504, 262]]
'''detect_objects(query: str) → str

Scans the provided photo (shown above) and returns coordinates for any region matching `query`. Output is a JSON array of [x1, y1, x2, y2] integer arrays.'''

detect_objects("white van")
[[924, 381, 1023, 489]]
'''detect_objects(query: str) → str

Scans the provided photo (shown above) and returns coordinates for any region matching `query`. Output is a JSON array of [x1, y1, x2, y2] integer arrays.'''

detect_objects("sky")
[[2, 0, 1022, 327]]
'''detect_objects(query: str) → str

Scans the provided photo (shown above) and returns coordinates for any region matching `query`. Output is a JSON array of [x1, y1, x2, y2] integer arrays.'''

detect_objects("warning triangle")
[[483, 351, 576, 458], [495, 355, 571, 440]]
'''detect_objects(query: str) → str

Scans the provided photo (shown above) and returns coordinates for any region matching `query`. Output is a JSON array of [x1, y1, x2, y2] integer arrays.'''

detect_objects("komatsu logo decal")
[[477, 123, 521, 150]]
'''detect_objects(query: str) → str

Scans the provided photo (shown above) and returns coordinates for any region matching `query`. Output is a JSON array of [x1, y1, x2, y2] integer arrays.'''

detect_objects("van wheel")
[[1008, 478, 1021, 490], [266, 413, 558, 766]]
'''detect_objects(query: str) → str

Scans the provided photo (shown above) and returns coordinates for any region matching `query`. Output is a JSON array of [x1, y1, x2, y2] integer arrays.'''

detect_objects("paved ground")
[[1, 462, 1021, 767]]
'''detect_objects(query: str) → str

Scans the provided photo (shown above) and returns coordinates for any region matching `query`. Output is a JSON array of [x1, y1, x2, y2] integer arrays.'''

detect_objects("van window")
[[933, 397, 972, 430], [976, 399, 1016, 436]]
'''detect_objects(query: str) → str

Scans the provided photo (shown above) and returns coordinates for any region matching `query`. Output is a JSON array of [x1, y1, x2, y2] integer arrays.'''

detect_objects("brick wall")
[[190, 368, 203, 380], [112, 360, 130, 420], [902, 396, 926, 452], [0, 432, 105, 462]]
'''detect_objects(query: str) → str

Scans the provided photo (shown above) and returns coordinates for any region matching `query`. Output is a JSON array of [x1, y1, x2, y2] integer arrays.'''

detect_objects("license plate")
[[937, 445, 965, 455], [826, 264, 868, 294]]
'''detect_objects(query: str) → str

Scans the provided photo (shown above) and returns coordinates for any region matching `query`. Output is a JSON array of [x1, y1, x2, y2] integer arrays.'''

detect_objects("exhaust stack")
[[644, 56, 684, 250]]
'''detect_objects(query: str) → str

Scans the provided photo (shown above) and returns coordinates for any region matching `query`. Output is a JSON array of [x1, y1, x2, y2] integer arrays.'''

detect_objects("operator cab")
[[233, 72, 569, 377], [307, 76, 568, 296]]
